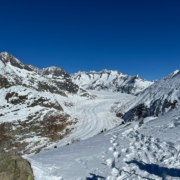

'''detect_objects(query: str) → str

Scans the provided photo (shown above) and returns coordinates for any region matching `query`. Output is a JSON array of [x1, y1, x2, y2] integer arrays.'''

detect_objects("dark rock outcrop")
[[0, 111, 76, 155]]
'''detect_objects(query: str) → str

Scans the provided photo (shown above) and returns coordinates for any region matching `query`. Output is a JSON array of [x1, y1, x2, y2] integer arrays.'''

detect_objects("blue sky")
[[0, 0, 180, 80]]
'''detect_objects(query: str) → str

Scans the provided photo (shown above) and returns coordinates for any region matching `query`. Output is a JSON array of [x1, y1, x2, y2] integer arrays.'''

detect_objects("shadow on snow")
[[126, 160, 180, 179], [86, 173, 105, 180]]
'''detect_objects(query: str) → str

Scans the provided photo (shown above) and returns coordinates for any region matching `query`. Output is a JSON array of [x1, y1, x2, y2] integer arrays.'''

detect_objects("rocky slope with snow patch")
[[115, 70, 180, 121], [0, 52, 86, 155], [71, 70, 153, 95], [0, 86, 78, 155]]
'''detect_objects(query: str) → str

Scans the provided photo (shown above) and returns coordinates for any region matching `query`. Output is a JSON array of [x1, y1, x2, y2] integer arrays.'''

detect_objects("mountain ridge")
[[0, 52, 83, 155], [71, 69, 153, 95], [114, 69, 180, 121], [0, 52, 79, 94]]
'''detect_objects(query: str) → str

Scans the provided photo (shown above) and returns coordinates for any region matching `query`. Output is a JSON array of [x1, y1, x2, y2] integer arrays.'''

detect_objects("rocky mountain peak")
[[0, 52, 35, 72], [0, 51, 9, 59], [0, 52, 79, 94], [41, 66, 68, 77]]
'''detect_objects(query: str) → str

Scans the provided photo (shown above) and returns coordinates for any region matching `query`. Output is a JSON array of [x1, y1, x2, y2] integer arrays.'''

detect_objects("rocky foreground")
[[0, 153, 34, 180]]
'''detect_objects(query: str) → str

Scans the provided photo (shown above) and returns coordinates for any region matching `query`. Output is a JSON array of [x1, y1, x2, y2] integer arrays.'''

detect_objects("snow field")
[[25, 91, 180, 180], [27, 120, 180, 179], [49, 90, 134, 147]]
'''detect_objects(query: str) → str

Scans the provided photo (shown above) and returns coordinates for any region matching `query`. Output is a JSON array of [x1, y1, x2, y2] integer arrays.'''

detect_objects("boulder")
[[0, 153, 34, 180]]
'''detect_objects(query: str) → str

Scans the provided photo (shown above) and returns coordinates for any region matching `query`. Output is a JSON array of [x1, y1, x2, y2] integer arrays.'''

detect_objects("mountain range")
[[0, 52, 180, 179], [71, 70, 153, 95]]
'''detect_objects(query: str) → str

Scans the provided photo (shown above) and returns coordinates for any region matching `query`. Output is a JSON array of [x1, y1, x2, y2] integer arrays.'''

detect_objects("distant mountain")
[[115, 70, 180, 121], [71, 70, 153, 95]]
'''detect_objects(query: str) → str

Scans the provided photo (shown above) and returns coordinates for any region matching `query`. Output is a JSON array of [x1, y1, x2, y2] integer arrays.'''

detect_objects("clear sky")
[[0, 0, 180, 80]]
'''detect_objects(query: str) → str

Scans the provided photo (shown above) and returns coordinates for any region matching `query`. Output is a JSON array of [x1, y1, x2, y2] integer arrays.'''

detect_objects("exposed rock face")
[[0, 75, 11, 89], [3, 87, 63, 111], [0, 153, 34, 180], [71, 70, 153, 95], [0, 111, 75, 155], [0, 86, 77, 155], [41, 66, 79, 94], [115, 70, 180, 121]]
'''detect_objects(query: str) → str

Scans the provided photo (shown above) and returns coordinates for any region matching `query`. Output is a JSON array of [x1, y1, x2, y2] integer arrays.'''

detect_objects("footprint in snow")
[[106, 168, 120, 180], [108, 147, 116, 152], [113, 142, 119, 147], [111, 167, 120, 177], [110, 139, 116, 144], [106, 158, 115, 168], [113, 135, 118, 139], [113, 151, 120, 159], [121, 148, 127, 153]]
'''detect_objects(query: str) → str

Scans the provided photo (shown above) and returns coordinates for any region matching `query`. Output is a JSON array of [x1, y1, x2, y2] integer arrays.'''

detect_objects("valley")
[[0, 52, 180, 180]]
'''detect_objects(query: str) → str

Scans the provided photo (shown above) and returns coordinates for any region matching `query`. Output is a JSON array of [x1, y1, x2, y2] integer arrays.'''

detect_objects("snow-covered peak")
[[41, 66, 65, 77], [167, 69, 180, 78], [0, 52, 79, 94], [42, 66, 62, 71], [0, 51, 9, 57], [134, 74, 140, 79], [172, 69, 180, 74], [101, 69, 114, 73], [0, 52, 21, 65], [72, 70, 153, 95]]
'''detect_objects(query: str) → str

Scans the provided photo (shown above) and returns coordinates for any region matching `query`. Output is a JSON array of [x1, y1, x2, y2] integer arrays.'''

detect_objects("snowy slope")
[[71, 70, 153, 95], [115, 70, 180, 121], [25, 71, 180, 180], [26, 97, 180, 180]]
